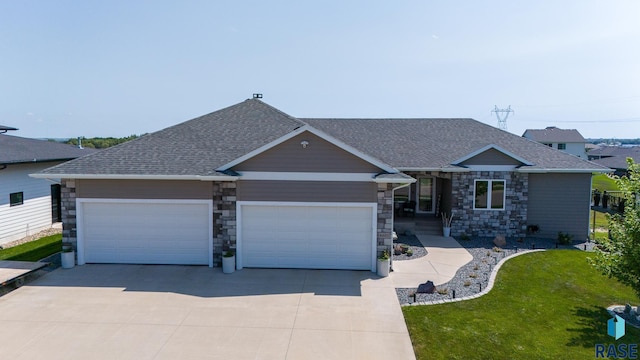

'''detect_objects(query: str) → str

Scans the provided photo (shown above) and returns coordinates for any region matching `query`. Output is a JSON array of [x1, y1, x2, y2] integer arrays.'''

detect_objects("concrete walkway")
[[386, 234, 473, 288], [0, 260, 48, 285]]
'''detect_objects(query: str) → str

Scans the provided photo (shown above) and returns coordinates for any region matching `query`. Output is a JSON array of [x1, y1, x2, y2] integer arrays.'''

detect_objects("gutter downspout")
[[390, 183, 412, 271]]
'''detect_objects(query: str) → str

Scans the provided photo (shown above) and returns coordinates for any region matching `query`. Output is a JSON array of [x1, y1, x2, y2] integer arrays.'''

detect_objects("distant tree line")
[[65, 135, 144, 149], [587, 138, 640, 145]]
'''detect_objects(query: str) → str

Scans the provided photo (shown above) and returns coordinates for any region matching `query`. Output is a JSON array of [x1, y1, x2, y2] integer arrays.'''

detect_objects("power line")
[[529, 117, 640, 124], [514, 96, 640, 109]]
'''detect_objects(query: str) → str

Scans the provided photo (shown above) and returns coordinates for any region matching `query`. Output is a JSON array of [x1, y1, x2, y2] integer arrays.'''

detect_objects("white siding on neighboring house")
[[0, 162, 60, 245], [564, 143, 587, 159]]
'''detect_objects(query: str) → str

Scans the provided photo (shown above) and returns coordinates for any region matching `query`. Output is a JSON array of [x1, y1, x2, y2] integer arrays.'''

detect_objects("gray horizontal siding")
[[527, 173, 591, 240], [237, 180, 376, 202], [461, 148, 522, 166], [76, 180, 212, 199], [232, 131, 382, 173]]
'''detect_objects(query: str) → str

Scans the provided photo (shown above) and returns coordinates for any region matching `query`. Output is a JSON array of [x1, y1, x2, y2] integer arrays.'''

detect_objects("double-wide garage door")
[[239, 203, 376, 271], [77, 200, 375, 270], [78, 200, 211, 266]]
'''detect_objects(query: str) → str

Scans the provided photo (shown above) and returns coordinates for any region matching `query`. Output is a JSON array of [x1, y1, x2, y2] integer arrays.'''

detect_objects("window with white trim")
[[557, 143, 566, 150], [474, 180, 505, 210]]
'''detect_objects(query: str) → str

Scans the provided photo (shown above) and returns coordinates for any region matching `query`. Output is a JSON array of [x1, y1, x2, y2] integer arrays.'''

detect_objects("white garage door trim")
[[76, 198, 213, 267], [237, 201, 377, 271]]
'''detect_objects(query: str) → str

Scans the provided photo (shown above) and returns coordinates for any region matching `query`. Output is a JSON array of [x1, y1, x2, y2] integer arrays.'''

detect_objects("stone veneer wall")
[[451, 171, 528, 238], [377, 183, 394, 255], [60, 179, 77, 249], [212, 182, 237, 266]]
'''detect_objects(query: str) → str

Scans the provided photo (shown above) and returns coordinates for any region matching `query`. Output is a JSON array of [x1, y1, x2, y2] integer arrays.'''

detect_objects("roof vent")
[[253, 93, 263, 99]]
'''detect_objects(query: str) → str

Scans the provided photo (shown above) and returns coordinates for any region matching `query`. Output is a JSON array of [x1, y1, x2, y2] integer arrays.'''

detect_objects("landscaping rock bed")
[[392, 234, 427, 261], [396, 236, 594, 305], [0, 227, 62, 250], [608, 305, 640, 329]]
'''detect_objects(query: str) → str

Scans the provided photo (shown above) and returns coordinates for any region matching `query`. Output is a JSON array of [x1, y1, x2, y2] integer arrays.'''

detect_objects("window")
[[474, 180, 505, 210], [557, 143, 566, 150], [10, 192, 23, 206], [543, 143, 552, 147]]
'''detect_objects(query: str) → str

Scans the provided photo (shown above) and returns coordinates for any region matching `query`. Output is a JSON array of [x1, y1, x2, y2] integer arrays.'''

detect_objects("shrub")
[[557, 232, 573, 245]]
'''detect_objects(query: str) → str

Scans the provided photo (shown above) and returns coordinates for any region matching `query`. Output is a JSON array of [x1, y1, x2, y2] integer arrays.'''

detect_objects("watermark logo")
[[595, 314, 637, 359], [608, 315, 626, 340]]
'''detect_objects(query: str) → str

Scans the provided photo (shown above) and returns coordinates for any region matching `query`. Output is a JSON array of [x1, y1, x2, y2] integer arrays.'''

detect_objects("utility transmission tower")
[[492, 105, 513, 130]]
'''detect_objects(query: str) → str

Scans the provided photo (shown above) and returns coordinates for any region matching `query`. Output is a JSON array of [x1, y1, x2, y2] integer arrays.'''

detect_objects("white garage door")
[[239, 203, 375, 271], [78, 200, 211, 266]]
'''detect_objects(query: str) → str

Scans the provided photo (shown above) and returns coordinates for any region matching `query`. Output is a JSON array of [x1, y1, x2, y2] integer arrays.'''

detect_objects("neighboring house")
[[32, 99, 608, 271], [522, 126, 588, 159], [588, 146, 640, 176], [0, 127, 95, 245]]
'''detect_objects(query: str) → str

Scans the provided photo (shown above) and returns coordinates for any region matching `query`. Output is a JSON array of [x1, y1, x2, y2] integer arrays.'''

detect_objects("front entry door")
[[417, 177, 434, 213]]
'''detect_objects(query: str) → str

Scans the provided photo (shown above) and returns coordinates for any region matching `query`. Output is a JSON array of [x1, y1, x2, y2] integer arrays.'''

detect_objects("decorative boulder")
[[417, 281, 436, 294], [493, 235, 506, 247]]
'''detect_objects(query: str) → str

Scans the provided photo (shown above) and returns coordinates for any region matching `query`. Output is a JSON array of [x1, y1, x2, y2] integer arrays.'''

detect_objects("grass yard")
[[403, 250, 640, 360], [592, 173, 619, 193], [0, 234, 62, 262], [589, 174, 620, 241]]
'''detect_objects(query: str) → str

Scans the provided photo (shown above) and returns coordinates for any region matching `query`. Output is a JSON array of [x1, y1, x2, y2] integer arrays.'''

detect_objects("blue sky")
[[1, 1, 639, 139]]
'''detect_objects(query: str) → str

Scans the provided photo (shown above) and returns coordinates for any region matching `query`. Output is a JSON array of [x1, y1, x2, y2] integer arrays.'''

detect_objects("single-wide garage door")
[[79, 200, 211, 265], [239, 203, 375, 270]]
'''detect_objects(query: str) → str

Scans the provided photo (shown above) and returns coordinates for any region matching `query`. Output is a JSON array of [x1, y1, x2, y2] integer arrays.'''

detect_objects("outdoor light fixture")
[[301, 140, 309, 148]]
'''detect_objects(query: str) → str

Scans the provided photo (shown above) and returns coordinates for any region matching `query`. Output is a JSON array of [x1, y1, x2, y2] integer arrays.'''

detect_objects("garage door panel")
[[81, 201, 210, 265], [241, 204, 374, 270]]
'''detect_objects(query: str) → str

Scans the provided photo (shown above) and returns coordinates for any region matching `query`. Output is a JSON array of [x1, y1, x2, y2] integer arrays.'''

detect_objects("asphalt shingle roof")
[[38, 99, 608, 177], [303, 118, 605, 171], [589, 146, 640, 170], [522, 127, 585, 143], [0, 134, 95, 164], [588, 146, 640, 158], [40, 99, 305, 176]]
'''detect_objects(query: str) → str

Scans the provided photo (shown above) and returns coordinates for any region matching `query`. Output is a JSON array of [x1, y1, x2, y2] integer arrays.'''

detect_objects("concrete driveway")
[[0, 265, 415, 360]]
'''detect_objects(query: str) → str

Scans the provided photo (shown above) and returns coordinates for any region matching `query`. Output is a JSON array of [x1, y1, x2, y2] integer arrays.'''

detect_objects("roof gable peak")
[[217, 125, 397, 174], [452, 144, 534, 167]]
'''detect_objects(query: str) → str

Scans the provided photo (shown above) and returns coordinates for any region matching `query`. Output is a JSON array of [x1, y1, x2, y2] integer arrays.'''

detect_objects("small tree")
[[590, 158, 640, 298]]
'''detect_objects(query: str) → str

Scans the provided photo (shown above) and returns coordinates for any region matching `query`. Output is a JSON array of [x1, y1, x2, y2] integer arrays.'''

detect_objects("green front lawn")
[[403, 250, 640, 360], [592, 173, 619, 193], [0, 234, 62, 262], [589, 174, 619, 240]]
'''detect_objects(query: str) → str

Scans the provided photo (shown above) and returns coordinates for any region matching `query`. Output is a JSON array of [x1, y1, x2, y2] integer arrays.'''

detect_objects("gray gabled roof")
[[588, 146, 640, 158], [591, 156, 632, 170], [0, 134, 95, 165], [589, 146, 640, 170], [38, 99, 305, 177], [522, 127, 585, 143], [303, 118, 606, 172], [36, 99, 608, 178]]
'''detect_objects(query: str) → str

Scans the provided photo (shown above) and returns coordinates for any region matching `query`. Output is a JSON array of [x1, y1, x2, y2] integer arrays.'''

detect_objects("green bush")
[[557, 232, 573, 245]]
